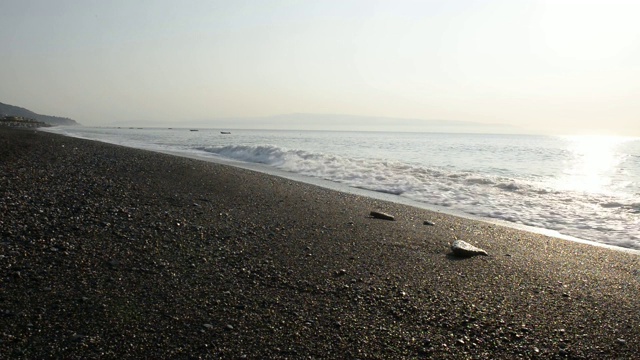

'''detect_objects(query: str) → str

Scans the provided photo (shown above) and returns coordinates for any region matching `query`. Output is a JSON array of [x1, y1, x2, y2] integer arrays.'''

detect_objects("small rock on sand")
[[451, 240, 488, 257], [370, 211, 395, 221]]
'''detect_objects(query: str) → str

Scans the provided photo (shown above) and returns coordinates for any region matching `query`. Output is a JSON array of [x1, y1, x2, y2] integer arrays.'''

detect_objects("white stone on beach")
[[451, 240, 488, 257], [370, 211, 395, 221]]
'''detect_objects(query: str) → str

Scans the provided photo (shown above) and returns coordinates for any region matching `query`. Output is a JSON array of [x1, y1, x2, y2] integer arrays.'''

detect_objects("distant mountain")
[[191, 113, 521, 134], [0, 102, 79, 126], [268, 113, 521, 133]]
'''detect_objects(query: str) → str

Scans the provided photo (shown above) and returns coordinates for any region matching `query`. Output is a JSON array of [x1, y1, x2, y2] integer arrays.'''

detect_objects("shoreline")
[[41, 127, 640, 255], [2, 127, 639, 358]]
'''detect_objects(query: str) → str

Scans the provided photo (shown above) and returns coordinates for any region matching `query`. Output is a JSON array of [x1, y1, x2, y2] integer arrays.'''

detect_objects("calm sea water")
[[43, 127, 640, 250]]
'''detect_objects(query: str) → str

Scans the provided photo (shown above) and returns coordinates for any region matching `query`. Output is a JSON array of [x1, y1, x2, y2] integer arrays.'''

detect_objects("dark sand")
[[1, 127, 639, 359]]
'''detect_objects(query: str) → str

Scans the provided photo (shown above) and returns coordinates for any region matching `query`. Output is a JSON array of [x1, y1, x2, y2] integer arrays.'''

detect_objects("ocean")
[[42, 126, 640, 251]]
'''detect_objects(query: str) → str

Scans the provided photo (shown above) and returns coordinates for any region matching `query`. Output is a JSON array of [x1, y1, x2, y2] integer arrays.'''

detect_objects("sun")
[[557, 135, 631, 194]]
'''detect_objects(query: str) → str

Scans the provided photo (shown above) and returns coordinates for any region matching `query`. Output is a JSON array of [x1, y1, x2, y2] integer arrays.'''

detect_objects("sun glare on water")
[[557, 135, 632, 194]]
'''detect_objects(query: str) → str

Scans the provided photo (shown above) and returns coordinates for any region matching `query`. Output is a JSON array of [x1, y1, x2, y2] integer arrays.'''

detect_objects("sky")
[[1, 0, 638, 135]]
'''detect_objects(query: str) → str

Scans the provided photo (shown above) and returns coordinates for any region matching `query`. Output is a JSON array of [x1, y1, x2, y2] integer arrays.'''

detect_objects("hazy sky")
[[1, 0, 638, 135]]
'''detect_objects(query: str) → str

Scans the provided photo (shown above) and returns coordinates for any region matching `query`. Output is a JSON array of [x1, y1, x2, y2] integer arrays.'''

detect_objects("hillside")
[[0, 102, 79, 126]]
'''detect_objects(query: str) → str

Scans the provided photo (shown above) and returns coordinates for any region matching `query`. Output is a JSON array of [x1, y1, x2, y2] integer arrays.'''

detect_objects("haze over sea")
[[43, 126, 640, 251]]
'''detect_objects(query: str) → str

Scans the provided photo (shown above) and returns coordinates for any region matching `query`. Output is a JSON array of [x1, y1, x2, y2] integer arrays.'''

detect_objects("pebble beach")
[[1, 127, 639, 359]]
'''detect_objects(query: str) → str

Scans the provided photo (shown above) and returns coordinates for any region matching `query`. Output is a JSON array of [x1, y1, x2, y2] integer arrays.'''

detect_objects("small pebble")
[[370, 211, 395, 221], [558, 349, 567, 356], [450, 240, 488, 257]]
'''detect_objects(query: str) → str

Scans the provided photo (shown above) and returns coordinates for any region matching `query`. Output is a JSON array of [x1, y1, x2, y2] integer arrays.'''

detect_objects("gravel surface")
[[1, 127, 639, 359]]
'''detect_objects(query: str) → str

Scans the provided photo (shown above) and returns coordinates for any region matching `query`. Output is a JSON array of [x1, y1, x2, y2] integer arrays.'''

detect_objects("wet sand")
[[1, 127, 639, 359]]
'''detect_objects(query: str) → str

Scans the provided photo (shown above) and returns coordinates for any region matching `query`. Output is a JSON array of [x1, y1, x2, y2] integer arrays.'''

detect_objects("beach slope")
[[1, 128, 638, 358]]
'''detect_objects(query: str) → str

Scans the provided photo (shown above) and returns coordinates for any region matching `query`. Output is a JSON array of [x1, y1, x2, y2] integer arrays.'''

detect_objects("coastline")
[[1, 127, 639, 358], [42, 126, 640, 254]]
